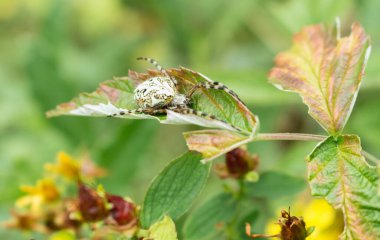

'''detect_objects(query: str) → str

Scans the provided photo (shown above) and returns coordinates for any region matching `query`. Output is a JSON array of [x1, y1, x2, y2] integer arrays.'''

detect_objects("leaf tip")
[[364, 44, 372, 67]]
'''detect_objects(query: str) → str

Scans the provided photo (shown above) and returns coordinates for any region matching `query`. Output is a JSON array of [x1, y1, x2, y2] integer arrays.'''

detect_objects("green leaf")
[[183, 193, 237, 240], [306, 226, 315, 237], [183, 129, 251, 162], [47, 68, 258, 134], [147, 215, 178, 240], [269, 22, 371, 135], [140, 151, 211, 228], [245, 171, 306, 198], [168, 68, 258, 134], [307, 135, 380, 239], [46, 77, 141, 118]]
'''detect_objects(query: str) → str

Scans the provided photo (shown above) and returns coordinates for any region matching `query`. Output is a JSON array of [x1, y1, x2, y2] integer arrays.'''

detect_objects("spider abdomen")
[[134, 76, 176, 109]]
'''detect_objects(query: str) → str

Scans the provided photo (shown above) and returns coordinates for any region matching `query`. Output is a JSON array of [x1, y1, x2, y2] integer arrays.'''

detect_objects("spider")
[[109, 57, 246, 131]]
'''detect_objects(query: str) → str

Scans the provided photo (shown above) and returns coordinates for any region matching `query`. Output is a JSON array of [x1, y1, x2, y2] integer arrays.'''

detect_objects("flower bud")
[[246, 208, 314, 240], [107, 195, 137, 226], [225, 148, 259, 177], [78, 184, 108, 222], [278, 209, 312, 240]]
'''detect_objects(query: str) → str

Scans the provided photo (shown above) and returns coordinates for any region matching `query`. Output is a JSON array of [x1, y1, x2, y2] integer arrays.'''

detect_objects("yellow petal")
[[45, 152, 80, 180], [265, 222, 280, 235], [16, 178, 59, 210], [37, 178, 60, 202], [303, 199, 335, 230]]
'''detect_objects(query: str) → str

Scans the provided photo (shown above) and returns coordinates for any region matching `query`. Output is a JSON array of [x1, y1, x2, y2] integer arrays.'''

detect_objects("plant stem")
[[254, 133, 326, 142], [253, 133, 380, 165], [361, 150, 380, 164]]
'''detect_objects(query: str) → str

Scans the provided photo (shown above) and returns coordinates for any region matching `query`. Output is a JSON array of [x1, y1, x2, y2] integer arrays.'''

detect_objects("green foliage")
[[2, 0, 380, 239], [183, 193, 237, 240], [245, 171, 306, 199], [308, 135, 380, 239], [140, 151, 211, 228], [99, 121, 158, 193], [168, 69, 257, 134], [33, 19, 380, 239]]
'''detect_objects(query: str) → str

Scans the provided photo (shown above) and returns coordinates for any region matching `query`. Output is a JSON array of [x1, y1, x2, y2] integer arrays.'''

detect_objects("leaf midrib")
[[337, 142, 352, 239], [297, 39, 336, 133], [337, 141, 377, 239]]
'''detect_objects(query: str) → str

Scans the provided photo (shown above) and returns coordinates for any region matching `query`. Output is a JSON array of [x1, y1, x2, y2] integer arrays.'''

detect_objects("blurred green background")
[[1, 0, 380, 239]]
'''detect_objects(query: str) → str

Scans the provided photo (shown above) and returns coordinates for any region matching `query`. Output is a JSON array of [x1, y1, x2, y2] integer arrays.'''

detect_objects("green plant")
[[41, 21, 380, 239]]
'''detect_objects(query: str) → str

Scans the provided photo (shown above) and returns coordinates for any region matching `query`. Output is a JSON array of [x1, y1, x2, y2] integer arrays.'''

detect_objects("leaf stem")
[[361, 150, 380, 165], [253, 133, 380, 165], [254, 133, 326, 142]]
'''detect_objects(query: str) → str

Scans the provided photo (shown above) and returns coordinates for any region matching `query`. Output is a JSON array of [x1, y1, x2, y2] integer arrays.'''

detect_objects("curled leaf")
[[183, 130, 252, 163], [269, 22, 371, 135], [47, 68, 258, 134]]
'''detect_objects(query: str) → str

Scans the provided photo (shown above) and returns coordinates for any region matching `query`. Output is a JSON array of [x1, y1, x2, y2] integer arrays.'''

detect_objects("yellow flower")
[[303, 199, 335, 231], [265, 221, 280, 236], [303, 199, 341, 240], [16, 178, 60, 212], [45, 151, 106, 181], [45, 152, 80, 180]]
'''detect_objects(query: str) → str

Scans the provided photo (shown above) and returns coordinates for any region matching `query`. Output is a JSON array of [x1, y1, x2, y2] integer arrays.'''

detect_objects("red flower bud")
[[78, 184, 108, 222], [225, 148, 259, 176], [107, 195, 137, 226]]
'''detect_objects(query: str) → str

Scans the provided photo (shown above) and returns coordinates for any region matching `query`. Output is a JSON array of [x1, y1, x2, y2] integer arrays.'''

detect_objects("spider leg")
[[137, 57, 167, 75], [107, 107, 241, 132], [107, 108, 167, 117], [187, 82, 247, 107], [171, 107, 242, 132], [137, 57, 178, 85]]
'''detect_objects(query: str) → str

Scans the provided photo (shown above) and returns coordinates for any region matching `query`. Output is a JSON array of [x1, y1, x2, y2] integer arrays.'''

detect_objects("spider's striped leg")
[[171, 108, 242, 132], [144, 109, 168, 115], [137, 57, 166, 75], [136, 57, 178, 85], [187, 82, 247, 107], [107, 108, 142, 117], [107, 108, 167, 117]]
